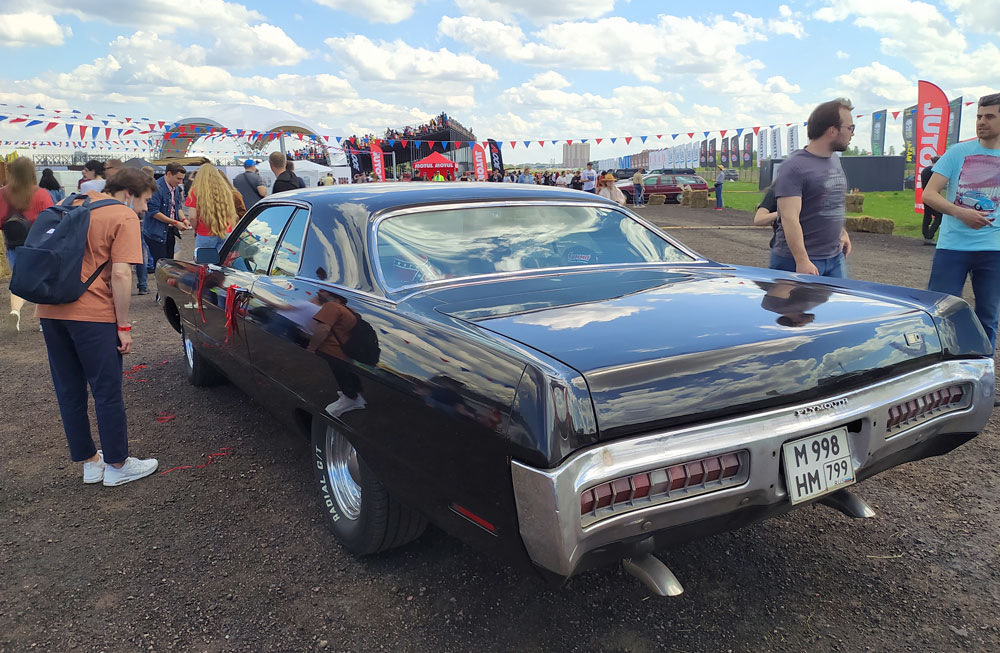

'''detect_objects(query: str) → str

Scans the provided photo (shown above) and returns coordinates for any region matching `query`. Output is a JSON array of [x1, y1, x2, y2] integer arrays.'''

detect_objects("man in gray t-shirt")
[[233, 160, 267, 210], [771, 98, 854, 278]]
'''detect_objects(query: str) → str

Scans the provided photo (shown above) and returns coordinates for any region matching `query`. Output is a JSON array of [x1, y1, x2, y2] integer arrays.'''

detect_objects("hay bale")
[[844, 193, 865, 213], [647, 193, 666, 206], [691, 189, 710, 208], [681, 188, 692, 206], [845, 215, 894, 235]]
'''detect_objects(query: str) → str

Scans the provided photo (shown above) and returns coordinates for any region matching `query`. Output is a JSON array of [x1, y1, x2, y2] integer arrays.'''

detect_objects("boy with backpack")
[[12, 169, 161, 486]]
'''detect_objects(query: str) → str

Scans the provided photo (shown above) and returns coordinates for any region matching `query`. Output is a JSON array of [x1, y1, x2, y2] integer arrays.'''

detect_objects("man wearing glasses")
[[769, 98, 854, 278]]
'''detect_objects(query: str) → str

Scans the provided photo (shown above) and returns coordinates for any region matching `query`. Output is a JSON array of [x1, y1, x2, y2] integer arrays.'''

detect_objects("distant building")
[[562, 142, 590, 169]]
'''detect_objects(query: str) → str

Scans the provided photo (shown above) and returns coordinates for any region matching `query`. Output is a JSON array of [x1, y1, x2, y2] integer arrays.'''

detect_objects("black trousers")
[[922, 209, 942, 240], [320, 352, 363, 399], [144, 228, 176, 267]]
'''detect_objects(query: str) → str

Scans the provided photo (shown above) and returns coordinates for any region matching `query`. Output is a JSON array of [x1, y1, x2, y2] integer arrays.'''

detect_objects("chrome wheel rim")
[[183, 332, 194, 369], [325, 425, 362, 520]]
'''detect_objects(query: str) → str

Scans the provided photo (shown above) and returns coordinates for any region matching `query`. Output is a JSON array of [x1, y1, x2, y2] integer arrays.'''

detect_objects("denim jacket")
[[142, 176, 183, 243]]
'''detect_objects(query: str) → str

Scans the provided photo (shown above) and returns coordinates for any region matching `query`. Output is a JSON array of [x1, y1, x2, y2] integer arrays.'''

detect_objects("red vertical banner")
[[472, 143, 488, 180], [915, 80, 950, 214], [370, 143, 385, 181]]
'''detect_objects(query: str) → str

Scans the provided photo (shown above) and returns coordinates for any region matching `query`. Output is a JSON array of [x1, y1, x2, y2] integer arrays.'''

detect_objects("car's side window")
[[644, 176, 659, 186], [299, 207, 367, 289], [270, 209, 309, 277], [223, 205, 297, 273]]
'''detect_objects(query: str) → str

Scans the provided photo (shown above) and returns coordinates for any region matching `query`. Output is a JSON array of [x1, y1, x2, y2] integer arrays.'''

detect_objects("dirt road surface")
[[2, 203, 998, 652]]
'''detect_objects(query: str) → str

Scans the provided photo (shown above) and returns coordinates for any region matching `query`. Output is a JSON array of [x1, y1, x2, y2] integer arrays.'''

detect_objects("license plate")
[[781, 427, 855, 504]]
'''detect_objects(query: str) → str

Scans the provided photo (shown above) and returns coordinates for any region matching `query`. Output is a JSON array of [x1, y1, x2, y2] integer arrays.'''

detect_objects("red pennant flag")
[[566, 139, 573, 146], [157, 121, 165, 128], [510, 141, 516, 148], [148, 123, 155, 131], [656, 134, 662, 139], [785, 123, 792, 127], [595, 138, 603, 144], [720, 130, 727, 138], [891, 111, 900, 120], [687, 132, 695, 138], [323, 135, 329, 142], [179, 125, 187, 133], [625, 137, 632, 145], [9, 117, 26, 124], [539, 141, 545, 147], [105, 128, 111, 139], [753, 126, 761, 135], [79, 125, 87, 138], [85, 114, 93, 120], [965, 101, 974, 106], [401, 139, 408, 148], [44, 122, 58, 132], [125, 117, 132, 123]]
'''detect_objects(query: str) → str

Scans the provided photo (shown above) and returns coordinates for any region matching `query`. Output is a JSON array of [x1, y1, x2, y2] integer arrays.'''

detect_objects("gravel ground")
[[1, 204, 998, 653]]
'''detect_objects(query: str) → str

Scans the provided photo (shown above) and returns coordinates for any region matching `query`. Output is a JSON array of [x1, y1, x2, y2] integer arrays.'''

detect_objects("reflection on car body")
[[156, 183, 995, 595]]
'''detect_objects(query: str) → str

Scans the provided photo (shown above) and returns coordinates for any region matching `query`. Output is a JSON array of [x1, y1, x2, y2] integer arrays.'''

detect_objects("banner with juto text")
[[914, 81, 951, 214], [472, 143, 488, 180], [370, 144, 385, 181]]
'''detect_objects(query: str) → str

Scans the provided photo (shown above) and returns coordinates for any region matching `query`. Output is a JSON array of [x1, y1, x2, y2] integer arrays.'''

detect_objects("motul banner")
[[472, 143, 488, 180], [370, 144, 385, 181], [914, 80, 951, 213], [487, 138, 504, 173], [708, 138, 717, 167], [346, 147, 363, 179], [902, 104, 917, 164], [730, 135, 740, 169], [871, 110, 887, 156], [947, 97, 963, 147], [699, 140, 707, 167], [743, 133, 753, 168]]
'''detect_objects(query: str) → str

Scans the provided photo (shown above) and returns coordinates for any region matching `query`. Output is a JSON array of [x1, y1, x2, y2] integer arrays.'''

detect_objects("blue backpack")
[[9, 194, 123, 305]]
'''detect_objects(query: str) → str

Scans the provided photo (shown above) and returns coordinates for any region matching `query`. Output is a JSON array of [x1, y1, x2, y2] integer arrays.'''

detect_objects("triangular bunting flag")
[[26, 120, 42, 128], [9, 118, 26, 124], [551, 140, 558, 145], [736, 128, 744, 137], [891, 111, 900, 120], [158, 121, 165, 128], [720, 130, 727, 138], [640, 136, 647, 143], [581, 139, 588, 143], [703, 131, 710, 138], [687, 132, 694, 139], [523, 141, 531, 148], [65, 123, 73, 138], [510, 141, 516, 148], [44, 122, 58, 132], [415, 140, 422, 148], [965, 101, 974, 106], [538, 141, 545, 147], [595, 138, 603, 145], [671, 134, 678, 140], [566, 139, 573, 146], [625, 137, 632, 145], [387, 139, 395, 147], [401, 139, 407, 147], [79, 125, 87, 139], [785, 123, 792, 127], [753, 126, 761, 135], [610, 137, 616, 144], [105, 128, 111, 139]]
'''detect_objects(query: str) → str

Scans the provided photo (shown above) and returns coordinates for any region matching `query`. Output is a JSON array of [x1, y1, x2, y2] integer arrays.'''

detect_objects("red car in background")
[[617, 174, 709, 204]]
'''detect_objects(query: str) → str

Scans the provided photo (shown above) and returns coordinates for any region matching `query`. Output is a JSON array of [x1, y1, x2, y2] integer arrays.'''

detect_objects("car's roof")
[[261, 181, 619, 216]]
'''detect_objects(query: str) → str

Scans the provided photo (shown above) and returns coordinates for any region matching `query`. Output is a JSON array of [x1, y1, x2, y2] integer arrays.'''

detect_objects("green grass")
[[717, 186, 925, 239]]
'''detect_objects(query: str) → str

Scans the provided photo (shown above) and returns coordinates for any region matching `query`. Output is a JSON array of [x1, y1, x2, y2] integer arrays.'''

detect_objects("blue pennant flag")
[[387, 139, 395, 147], [640, 136, 647, 143], [65, 123, 73, 138], [35, 104, 43, 110], [581, 139, 588, 143], [551, 140, 558, 145], [703, 131, 710, 138], [72, 109, 81, 114], [335, 136, 342, 143], [736, 128, 744, 137], [102, 120, 109, 126], [671, 133, 679, 139], [26, 120, 42, 128], [495, 141, 502, 149], [769, 125, 775, 129], [523, 140, 531, 147], [610, 137, 617, 144], [91, 127, 99, 139]]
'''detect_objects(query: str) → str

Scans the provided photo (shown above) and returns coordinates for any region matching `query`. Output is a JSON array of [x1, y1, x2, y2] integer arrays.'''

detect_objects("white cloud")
[[312, 0, 422, 24], [0, 12, 71, 46], [325, 34, 497, 108], [765, 76, 801, 94], [943, 0, 1000, 33], [832, 61, 915, 106], [836, 50, 849, 59], [212, 23, 309, 67], [17, 0, 266, 33], [768, 5, 806, 38], [453, 0, 616, 23]]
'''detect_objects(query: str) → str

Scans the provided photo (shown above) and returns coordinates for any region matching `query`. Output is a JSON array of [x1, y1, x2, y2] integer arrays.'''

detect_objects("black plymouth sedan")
[[157, 183, 994, 595]]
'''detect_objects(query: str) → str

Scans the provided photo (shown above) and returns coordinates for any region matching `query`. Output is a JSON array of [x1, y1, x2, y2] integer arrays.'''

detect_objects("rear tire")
[[311, 418, 426, 554], [181, 324, 225, 386]]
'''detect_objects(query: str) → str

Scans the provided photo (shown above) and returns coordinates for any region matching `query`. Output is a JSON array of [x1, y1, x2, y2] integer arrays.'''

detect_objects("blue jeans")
[[928, 248, 1000, 349], [41, 319, 129, 464], [195, 234, 225, 252], [633, 184, 645, 205], [5, 248, 15, 268], [769, 251, 847, 279], [135, 239, 149, 291], [714, 183, 723, 208]]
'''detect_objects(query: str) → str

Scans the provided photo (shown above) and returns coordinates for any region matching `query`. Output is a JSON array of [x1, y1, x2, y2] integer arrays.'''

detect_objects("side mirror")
[[194, 247, 220, 265]]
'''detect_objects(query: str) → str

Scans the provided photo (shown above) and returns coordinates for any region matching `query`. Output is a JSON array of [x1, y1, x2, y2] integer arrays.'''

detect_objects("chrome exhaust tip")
[[819, 488, 876, 519], [622, 554, 684, 596]]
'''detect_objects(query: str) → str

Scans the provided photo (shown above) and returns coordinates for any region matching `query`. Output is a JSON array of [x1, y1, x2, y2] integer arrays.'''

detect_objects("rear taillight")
[[580, 451, 745, 521], [886, 384, 968, 433]]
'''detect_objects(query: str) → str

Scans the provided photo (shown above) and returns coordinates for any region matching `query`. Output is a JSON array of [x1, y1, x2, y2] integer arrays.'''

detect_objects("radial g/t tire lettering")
[[311, 417, 427, 554]]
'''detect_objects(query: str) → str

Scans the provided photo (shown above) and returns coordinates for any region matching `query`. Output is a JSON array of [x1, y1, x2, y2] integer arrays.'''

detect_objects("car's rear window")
[[375, 204, 694, 289], [674, 176, 705, 185]]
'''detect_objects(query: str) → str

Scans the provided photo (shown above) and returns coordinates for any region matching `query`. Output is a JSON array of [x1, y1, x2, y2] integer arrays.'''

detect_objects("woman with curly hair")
[[184, 163, 238, 252], [0, 157, 54, 331]]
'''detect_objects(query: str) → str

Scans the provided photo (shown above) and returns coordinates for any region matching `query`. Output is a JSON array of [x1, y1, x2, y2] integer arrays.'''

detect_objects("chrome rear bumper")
[[510, 359, 994, 577]]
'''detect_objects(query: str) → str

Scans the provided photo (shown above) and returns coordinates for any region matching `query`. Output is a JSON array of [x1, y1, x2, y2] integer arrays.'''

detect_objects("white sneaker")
[[325, 393, 367, 417], [102, 457, 159, 486], [83, 450, 105, 484], [8, 310, 20, 333]]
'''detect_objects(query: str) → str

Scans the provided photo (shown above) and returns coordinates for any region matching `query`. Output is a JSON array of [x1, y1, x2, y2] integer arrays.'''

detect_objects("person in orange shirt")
[[306, 290, 366, 417], [0, 157, 54, 331], [37, 168, 161, 486]]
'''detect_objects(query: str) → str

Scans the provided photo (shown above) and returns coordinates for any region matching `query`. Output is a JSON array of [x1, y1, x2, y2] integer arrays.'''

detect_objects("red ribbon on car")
[[223, 285, 248, 345]]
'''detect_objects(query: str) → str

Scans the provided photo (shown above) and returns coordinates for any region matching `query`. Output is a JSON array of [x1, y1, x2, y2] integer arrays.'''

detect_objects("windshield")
[[375, 204, 695, 290]]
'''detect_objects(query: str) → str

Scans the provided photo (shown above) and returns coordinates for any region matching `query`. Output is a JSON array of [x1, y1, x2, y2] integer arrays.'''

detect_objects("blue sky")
[[1, 0, 998, 164]]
